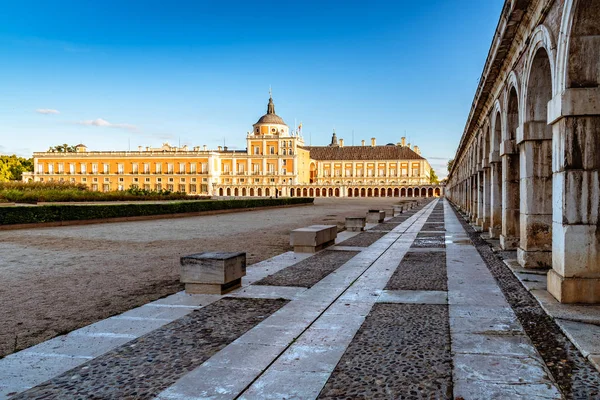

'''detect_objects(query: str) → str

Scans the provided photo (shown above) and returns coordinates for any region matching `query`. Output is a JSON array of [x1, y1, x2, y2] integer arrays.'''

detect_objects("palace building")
[[26, 95, 443, 198]]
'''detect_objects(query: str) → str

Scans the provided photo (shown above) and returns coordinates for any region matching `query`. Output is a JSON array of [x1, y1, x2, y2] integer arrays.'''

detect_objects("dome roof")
[[255, 95, 286, 125], [256, 113, 286, 125]]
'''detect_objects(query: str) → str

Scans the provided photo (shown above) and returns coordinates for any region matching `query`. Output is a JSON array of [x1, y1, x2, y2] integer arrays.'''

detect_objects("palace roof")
[[302, 145, 425, 161]]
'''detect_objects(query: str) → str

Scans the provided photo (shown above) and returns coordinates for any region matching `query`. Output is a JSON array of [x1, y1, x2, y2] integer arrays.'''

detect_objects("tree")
[[0, 155, 34, 181], [48, 144, 77, 153], [447, 158, 455, 173], [430, 168, 439, 184]]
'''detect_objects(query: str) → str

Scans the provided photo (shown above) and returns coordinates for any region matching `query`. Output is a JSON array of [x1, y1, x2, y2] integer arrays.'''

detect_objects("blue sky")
[[0, 0, 503, 177]]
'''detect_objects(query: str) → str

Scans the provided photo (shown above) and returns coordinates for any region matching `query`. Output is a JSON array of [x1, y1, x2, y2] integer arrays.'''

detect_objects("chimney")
[[407, 143, 411, 149], [218, 146, 222, 151], [414, 145, 421, 155], [371, 137, 376, 147], [361, 140, 365, 146], [138, 146, 143, 152], [401, 137, 406, 147], [224, 146, 228, 152], [203, 145, 207, 151], [339, 138, 344, 147]]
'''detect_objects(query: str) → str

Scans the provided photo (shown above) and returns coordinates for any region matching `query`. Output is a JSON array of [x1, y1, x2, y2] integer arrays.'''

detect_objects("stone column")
[[500, 139, 520, 249], [517, 123, 553, 268], [476, 170, 484, 226], [547, 88, 600, 303], [482, 162, 491, 231], [489, 151, 502, 238]]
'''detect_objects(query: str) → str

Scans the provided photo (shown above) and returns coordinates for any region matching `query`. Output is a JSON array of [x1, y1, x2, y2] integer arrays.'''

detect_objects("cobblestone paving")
[[253, 250, 359, 288], [318, 303, 452, 399], [385, 251, 447, 291], [451, 205, 600, 399], [337, 232, 387, 247], [12, 298, 287, 400], [411, 232, 446, 248]]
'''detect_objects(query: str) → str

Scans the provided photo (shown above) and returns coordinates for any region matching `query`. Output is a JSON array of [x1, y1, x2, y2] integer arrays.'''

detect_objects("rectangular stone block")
[[290, 225, 337, 253], [180, 252, 246, 294], [345, 217, 366, 232], [366, 210, 385, 223], [548, 269, 600, 304]]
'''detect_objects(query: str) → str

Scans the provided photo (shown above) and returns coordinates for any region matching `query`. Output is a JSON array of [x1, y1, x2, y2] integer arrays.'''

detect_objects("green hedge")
[[0, 197, 314, 225]]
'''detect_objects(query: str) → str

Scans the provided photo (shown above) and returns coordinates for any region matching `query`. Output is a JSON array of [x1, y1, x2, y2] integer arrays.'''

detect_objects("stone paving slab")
[[225, 285, 307, 300], [555, 318, 600, 358], [328, 245, 366, 252], [444, 200, 561, 398], [11, 298, 287, 400], [336, 231, 387, 247], [377, 289, 447, 304]]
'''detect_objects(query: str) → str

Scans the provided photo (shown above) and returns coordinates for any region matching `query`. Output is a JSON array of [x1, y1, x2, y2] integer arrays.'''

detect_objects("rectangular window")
[[132, 163, 138, 174], [189, 163, 196, 173], [191, 177, 196, 182], [69, 163, 75, 174], [145, 177, 150, 183], [179, 163, 185, 174], [156, 183, 162, 191], [93, 177, 98, 182], [133, 177, 139, 183], [168, 177, 174, 182], [157, 177, 162, 182], [57, 163, 64, 173], [91, 184, 98, 191], [103, 184, 109, 192], [190, 184, 197, 193], [180, 178, 186, 182], [82, 177, 87, 182], [179, 184, 186, 192], [103, 164, 109, 174], [119, 177, 124, 182], [167, 184, 174, 191], [81, 163, 87, 174], [118, 184, 124, 191], [155, 163, 162, 173], [201, 163, 208, 174], [104, 177, 109, 182], [117, 164, 124, 174], [143, 163, 150, 174], [48, 164, 54, 174], [254, 146, 260, 155], [37, 164, 43, 174], [270, 146, 275, 154], [167, 163, 174, 174]]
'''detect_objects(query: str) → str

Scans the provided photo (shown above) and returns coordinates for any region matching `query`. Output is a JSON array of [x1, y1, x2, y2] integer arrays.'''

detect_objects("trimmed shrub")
[[0, 198, 314, 225]]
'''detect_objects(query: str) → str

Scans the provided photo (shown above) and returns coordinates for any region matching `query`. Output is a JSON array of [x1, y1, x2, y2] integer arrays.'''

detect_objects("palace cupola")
[[253, 93, 289, 136]]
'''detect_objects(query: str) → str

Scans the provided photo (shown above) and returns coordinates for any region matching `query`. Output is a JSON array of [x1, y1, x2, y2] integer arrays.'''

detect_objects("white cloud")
[[36, 109, 60, 114], [78, 118, 138, 132]]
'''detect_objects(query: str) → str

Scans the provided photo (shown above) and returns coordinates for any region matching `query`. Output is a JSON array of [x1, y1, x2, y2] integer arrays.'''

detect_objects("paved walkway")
[[4, 198, 599, 399]]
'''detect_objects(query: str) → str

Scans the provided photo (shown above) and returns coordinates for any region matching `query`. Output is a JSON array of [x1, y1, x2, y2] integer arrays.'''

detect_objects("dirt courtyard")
[[0, 198, 407, 357]]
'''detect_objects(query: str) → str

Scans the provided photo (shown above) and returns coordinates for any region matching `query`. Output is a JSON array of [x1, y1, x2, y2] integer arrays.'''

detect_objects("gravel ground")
[[0, 198, 402, 358], [337, 232, 388, 247], [12, 298, 287, 400], [385, 251, 447, 291], [450, 204, 600, 399], [253, 250, 359, 288], [370, 222, 401, 231], [318, 303, 452, 399]]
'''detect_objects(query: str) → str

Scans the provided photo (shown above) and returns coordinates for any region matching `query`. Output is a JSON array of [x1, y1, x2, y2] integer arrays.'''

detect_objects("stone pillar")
[[517, 123, 553, 268], [476, 170, 484, 226], [547, 88, 600, 303], [489, 151, 502, 238], [500, 139, 520, 249]]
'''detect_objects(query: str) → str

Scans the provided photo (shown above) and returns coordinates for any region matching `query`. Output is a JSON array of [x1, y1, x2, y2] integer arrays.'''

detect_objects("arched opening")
[[354, 188, 359, 197], [420, 187, 426, 197], [401, 188, 406, 197], [387, 188, 393, 197], [309, 163, 317, 184], [219, 188, 224, 196], [335, 188, 339, 197], [490, 109, 503, 238], [428, 188, 433, 197], [290, 188, 295, 197], [502, 86, 521, 250], [435, 188, 440, 196], [316, 188, 321, 197], [360, 188, 365, 197], [234, 188, 239, 196], [250, 188, 254, 196], [303, 188, 308, 197], [348, 188, 353, 197], [367, 188, 373, 197], [407, 188, 413, 197], [309, 188, 314, 197], [226, 188, 231, 196], [265, 188, 270, 196], [373, 188, 379, 197], [258, 188, 263, 196], [379, 188, 385, 197], [519, 46, 553, 267], [242, 188, 247, 196], [329, 188, 334, 197]]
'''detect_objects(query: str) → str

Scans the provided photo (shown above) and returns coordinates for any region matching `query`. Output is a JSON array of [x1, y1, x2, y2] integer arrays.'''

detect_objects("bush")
[[0, 198, 314, 225]]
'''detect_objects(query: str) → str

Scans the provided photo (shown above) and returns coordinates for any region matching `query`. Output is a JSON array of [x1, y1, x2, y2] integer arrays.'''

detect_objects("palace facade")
[[26, 95, 443, 198]]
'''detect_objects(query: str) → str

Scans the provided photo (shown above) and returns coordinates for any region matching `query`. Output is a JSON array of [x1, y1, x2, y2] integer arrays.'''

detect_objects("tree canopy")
[[447, 159, 454, 173], [0, 155, 33, 181], [48, 143, 77, 153], [429, 168, 439, 184]]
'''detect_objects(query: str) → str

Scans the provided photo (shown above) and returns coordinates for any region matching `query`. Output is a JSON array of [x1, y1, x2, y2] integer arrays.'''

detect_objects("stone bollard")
[[345, 217, 366, 232], [291, 225, 337, 253], [366, 210, 385, 223], [393, 205, 404, 216], [180, 252, 246, 295], [384, 208, 395, 218]]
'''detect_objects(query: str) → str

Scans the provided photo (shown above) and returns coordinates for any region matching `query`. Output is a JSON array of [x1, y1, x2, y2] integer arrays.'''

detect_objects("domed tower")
[[252, 94, 289, 136]]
